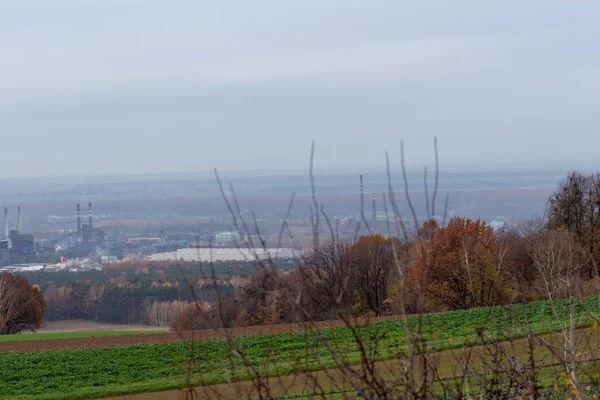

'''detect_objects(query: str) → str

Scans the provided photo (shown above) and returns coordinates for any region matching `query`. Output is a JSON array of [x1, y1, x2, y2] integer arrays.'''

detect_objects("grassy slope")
[[0, 330, 164, 342], [1, 297, 598, 400]]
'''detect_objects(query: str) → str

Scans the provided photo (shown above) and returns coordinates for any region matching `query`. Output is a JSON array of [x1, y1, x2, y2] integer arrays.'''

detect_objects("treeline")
[[174, 170, 600, 330], [21, 171, 600, 329], [22, 261, 257, 325]]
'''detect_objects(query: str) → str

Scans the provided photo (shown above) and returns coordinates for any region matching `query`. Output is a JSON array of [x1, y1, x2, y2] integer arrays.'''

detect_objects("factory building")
[[3, 206, 35, 257], [0, 240, 9, 267], [77, 203, 105, 246], [214, 231, 243, 246], [9, 230, 34, 255]]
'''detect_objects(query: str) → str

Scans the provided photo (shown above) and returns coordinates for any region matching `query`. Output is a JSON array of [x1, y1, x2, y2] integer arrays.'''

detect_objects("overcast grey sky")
[[0, 1, 599, 177]]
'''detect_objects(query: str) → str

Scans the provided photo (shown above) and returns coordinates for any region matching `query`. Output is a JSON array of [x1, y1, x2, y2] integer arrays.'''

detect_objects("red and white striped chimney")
[[88, 202, 93, 229]]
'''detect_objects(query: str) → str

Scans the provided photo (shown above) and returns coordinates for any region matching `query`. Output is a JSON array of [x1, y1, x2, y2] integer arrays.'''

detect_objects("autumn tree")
[[409, 217, 514, 311], [0, 273, 46, 334], [527, 228, 589, 300], [495, 223, 539, 301], [548, 171, 600, 276], [347, 234, 395, 317], [234, 269, 296, 326], [171, 299, 240, 331], [302, 241, 353, 319]]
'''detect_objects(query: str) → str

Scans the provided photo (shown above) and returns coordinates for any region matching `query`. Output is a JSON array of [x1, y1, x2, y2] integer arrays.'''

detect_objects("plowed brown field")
[[0, 332, 183, 352]]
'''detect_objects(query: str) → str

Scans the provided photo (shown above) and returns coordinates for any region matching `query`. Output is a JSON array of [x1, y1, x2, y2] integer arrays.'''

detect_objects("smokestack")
[[77, 203, 81, 236], [88, 202, 93, 229], [4, 207, 8, 239], [372, 193, 376, 223], [360, 175, 364, 213], [17, 206, 21, 234]]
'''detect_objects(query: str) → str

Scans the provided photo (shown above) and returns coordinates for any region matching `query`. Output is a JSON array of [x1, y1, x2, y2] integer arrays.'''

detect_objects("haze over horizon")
[[1, 1, 599, 178]]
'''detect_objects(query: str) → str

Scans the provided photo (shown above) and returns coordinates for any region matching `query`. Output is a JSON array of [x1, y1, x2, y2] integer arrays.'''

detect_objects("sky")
[[0, 0, 599, 178]]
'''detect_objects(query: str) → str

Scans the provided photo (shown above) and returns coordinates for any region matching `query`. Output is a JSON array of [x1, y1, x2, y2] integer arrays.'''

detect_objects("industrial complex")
[[0, 203, 106, 271], [77, 203, 106, 246], [0, 199, 299, 273], [1, 206, 35, 268]]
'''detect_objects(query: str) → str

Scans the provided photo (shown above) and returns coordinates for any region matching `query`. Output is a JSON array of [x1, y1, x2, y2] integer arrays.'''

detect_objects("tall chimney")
[[88, 202, 93, 229], [4, 207, 8, 239], [17, 206, 22, 234], [360, 175, 364, 213], [372, 193, 376, 223], [77, 203, 81, 236]]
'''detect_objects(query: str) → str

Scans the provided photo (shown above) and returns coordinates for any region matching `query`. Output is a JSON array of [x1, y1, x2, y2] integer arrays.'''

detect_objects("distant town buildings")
[[214, 231, 242, 246], [0, 263, 58, 273], [147, 247, 297, 262]]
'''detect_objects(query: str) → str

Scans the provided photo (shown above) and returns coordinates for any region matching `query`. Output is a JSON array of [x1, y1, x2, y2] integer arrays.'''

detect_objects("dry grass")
[[40, 320, 170, 333]]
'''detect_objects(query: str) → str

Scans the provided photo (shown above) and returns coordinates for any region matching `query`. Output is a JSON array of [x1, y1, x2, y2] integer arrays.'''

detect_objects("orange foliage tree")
[[408, 217, 514, 311], [347, 234, 395, 317]]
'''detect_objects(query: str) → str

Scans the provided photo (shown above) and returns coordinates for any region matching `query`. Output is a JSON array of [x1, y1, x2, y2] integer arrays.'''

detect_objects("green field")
[[1, 297, 598, 400], [0, 330, 164, 343]]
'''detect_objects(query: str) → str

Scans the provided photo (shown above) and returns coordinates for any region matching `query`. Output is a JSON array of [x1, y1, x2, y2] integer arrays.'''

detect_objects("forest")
[[20, 260, 297, 326]]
